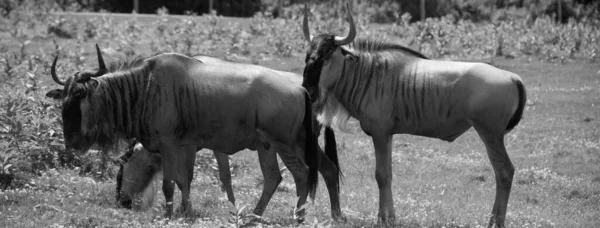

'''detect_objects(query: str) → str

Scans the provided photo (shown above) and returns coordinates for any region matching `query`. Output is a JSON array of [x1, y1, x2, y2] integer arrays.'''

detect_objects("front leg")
[[161, 154, 176, 219], [160, 144, 196, 218], [177, 145, 197, 215], [214, 151, 235, 205], [372, 134, 395, 225]]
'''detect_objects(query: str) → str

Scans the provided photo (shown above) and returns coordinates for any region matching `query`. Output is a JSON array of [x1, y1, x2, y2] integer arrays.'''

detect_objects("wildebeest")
[[301, 3, 526, 227], [45, 46, 321, 221], [115, 140, 162, 211], [115, 56, 344, 220], [116, 133, 341, 219]]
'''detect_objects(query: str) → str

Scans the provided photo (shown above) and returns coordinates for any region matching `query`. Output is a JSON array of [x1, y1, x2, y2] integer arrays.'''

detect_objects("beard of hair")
[[314, 89, 352, 133], [85, 95, 125, 156]]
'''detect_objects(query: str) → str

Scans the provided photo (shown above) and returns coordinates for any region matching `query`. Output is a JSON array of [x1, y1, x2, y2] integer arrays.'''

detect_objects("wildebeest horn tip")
[[50, 55, 65, 85], [95, 43, 106, 72], [333, 2, 356, 46], [302, 3, 313, 42]]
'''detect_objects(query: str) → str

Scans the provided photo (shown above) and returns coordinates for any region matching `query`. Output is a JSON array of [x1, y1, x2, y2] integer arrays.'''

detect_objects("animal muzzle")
[[117, 194, 133, 209], [64, 135, 91, 156]]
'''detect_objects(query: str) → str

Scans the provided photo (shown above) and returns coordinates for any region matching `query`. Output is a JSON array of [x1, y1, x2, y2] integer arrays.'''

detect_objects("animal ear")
[[89, 78, 99, 89], [340, 47, 358, 62], [45, 89, 64, 99]]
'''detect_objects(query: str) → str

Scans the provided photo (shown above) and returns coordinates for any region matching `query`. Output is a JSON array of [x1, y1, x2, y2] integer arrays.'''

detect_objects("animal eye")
[[72, 90, 84, 98]]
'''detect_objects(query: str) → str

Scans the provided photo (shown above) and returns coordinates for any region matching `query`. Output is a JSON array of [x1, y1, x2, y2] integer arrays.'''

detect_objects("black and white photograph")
[[1, 0, 599, 227]]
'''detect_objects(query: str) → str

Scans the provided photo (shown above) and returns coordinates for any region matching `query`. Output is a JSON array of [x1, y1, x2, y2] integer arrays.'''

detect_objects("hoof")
[[294, 209, 306, 224], [332, 214, 347, 223], [164, 202, 173, 219], [487, 215, 505, 228], [377, 216, 396, 227]]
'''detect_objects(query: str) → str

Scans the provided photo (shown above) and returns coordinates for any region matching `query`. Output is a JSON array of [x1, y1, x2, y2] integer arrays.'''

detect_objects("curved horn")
[[50, 55, 65, 85], [95, 44, 107, 75], [302, 3, 313, 42], [333, 2, 356, 46]]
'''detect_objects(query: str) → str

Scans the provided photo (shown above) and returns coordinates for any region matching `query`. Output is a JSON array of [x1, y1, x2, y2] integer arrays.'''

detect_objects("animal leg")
[[253, 147, 282, 216], [372, 134, 395, 225], [317, 146, 345, 221], [160, 144, 195, 218], [175, 145, 196, 216], [473, 124, 514, 228], [214, 151, 235, 205], [273, 142, 310, 223], [160, 150, 176, 219], [295, 125, 344, 221]]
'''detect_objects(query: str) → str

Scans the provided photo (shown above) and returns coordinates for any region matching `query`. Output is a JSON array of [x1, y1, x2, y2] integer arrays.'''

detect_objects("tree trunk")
[[557, 0, 562, 23], [420, 0, 426, 21], [278, 0, 282, 17], [133, 0, 138, 13]]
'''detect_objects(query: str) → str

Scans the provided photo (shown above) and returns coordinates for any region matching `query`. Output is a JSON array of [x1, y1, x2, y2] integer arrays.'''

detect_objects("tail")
[[115, 164, 125, 205], [303, 91, 320, 200], [506, 78, 526, 133], [324, 126, 343, 190]]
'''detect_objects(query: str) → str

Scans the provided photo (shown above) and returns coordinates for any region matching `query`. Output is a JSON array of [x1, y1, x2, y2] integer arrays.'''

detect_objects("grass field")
[[2, 56, 599, 228], [1, 10, 600, 228]]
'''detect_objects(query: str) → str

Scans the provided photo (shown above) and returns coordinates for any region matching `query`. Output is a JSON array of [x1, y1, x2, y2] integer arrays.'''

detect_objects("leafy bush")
[[47, 17, 78, 39]]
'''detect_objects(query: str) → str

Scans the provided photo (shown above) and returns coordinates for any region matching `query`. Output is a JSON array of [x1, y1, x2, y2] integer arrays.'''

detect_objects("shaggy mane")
[[349, 38, 429, 59], [86, 54, 159, 152], [107, 53, 163, 72]]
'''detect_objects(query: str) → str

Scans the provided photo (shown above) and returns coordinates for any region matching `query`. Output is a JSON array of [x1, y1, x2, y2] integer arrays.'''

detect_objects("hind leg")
[[271, 142, 310, 223], [296, 135, 344, 221], [317, 147, 345, 221], [253, 146, 282, 216], [295, 125, 343, 221], [472, 123, 514, 228], [214, 151, 235, 205]]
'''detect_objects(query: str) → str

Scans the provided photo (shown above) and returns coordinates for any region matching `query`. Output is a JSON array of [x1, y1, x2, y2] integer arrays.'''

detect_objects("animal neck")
[[91, 66, 151, 145], [316, 56, 370, 131], [327, 53, 375, 119]]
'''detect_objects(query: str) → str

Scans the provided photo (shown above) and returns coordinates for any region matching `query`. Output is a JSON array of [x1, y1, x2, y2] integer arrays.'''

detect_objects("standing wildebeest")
[[45, 46, 321, 221], [115, 56, 343, 219], [301, 3, 526, 227]]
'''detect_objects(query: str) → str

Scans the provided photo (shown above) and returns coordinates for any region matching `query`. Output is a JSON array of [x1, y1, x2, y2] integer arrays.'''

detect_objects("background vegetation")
[[2, 0, 600, 20], [0, 0, 599, 227]]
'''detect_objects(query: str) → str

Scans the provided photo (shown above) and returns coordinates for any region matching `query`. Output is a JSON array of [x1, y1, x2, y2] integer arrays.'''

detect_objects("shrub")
[[47, 17, 78, 39]]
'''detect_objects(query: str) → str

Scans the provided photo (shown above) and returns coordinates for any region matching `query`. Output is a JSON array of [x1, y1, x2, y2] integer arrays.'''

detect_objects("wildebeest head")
[[301, 3, 358, 106], [45, 44, 108, 155], [115, 142, 161, 210]]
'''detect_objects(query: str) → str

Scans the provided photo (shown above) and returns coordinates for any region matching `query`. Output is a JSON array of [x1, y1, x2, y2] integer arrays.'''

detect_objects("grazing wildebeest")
[[114, 55, 343, 220], [116, 137, 341, 218], [45, 46, 321, 221], [301, 3, 526, 227], [114, 140, 162, 211]]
